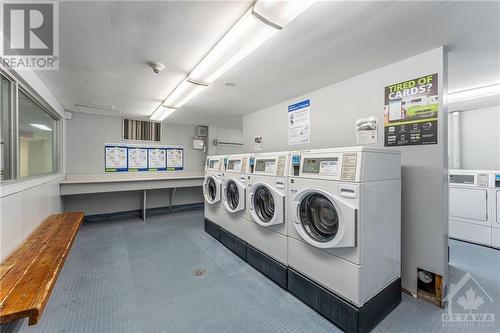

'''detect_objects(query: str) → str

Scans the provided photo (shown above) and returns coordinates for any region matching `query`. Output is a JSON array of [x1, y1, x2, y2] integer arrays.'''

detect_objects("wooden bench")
[[0, 212, 84, 325]]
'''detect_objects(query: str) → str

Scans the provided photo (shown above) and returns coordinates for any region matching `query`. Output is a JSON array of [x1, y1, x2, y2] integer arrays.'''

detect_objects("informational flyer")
[[105, 145, 128, 172], [288, 99, 310, 145], [384, 74, 439, 146], [128, 147, 148, 171], [104, 144, 183, 172], [166, 148, 183, 170], [355, 116, 378, 145], [148, 148, 167, 171]]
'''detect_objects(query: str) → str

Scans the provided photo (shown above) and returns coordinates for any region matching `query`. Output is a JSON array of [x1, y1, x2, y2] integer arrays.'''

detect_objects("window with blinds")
[[122, 118, 161, 142]]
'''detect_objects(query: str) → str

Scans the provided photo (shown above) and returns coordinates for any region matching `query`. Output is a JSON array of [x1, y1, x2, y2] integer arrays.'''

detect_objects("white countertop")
[[61, 172, 205, 184]]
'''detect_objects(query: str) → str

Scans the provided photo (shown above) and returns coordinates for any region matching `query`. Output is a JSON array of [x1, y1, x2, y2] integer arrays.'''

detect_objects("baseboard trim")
[[85, 202, 203, 223]]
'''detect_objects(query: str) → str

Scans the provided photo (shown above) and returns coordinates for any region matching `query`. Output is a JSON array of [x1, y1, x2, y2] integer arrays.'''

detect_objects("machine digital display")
[[449, 174, 475, 185], [496, 174, 500, 187], [302, 158, 338, 174], [255, 159, 275, 172], [303, 159, 319, 173], [226, 159, 241, 171]]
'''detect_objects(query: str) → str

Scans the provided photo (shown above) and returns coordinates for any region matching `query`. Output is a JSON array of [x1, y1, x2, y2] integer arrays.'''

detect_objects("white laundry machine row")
[[489, 172, 500, 249], [448, 169, 500, 248], [204, 154, 253, 260], [286, 147, 402, 333], [244, 151, 292, 287], [204, 147, 402, 333], [203, 154, 226, 226]]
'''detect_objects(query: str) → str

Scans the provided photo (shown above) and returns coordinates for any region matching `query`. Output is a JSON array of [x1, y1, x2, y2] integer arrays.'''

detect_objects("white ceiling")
[[37, 1, 500, 129]]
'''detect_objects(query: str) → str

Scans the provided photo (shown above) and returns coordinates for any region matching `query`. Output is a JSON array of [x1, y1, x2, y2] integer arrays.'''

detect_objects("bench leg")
[[141, 190, 147, 221], [169, 187, 177, 213]]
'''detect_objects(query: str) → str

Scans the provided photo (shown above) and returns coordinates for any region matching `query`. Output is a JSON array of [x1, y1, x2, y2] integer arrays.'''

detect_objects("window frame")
[[0, 68, 62, 186]]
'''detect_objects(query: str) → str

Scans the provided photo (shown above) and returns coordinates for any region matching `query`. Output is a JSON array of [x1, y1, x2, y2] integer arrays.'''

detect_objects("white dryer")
[[220, 154, 253, 240], [246, 152, 291, 265], [203, 155, 226, 229], [287, 147, 401, 307], [490, 172, 500, 249], [448, 169, 492, 247]]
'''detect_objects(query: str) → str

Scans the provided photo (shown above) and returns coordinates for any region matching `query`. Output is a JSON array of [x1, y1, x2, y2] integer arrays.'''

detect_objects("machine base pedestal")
[[288, 269, 401, 333], [204, 218, 401, 333]]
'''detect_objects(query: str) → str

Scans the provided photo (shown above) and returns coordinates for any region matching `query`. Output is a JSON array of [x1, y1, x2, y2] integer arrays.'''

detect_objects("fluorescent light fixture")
[[150, 107, 177, 121], [156, 0, 314, 114], [162, 79, 208, 109], [448, 83, 500, 103], [30, 123, 52, 131], [253, 0, 316, 28], [189, 10, 277, 84], [190, 0, 314, 84]]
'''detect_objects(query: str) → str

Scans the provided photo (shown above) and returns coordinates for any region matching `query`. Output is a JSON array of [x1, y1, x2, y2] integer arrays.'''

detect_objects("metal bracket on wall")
[[212, 139, 243, 146]]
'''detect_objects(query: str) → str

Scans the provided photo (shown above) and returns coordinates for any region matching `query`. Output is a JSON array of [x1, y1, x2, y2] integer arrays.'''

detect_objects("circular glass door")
[[253, 185, 275, 223], [299, 193, 339, 243], [205, 177, 217, 202], [226, 180, 240, 210]]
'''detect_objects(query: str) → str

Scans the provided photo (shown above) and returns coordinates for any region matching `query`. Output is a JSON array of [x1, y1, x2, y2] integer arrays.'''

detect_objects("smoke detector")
[[148, 61, 165, 74]]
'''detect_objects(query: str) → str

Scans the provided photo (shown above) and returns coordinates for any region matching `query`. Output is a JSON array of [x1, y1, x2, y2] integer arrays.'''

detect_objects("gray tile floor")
[[2, 209, 499, 333]]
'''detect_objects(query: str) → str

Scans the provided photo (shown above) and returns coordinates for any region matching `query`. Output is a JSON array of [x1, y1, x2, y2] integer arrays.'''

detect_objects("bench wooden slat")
[[30, 213, 83, 325], [1, 214, 80, 322], [0, 212, 84, 325], [0, 215, 61, 301]]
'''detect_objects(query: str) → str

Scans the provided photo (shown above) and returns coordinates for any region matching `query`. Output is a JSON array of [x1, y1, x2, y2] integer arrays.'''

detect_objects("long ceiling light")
[[151, 0, 314, 120], [448, 83, 500, 103], [150, 106, 177, 121]]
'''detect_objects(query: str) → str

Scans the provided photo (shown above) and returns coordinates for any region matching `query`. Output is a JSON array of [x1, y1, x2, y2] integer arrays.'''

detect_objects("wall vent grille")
[[123, 118, 161, 142]]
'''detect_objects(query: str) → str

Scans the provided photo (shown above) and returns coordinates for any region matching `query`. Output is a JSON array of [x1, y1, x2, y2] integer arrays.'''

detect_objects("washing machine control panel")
[[253, 155, 287, 176], [302, 157, 338, 175], [299, 153, 358, 181]]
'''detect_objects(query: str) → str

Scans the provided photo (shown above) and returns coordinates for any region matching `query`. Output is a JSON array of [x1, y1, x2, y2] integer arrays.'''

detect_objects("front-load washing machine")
[[246, 151, 291, 267], [220, 154, 253, 240], [203, 155, 226, 230], [287, 147, 401, 308], [490, 172, 500, 249], [448, 169, 492, 247]]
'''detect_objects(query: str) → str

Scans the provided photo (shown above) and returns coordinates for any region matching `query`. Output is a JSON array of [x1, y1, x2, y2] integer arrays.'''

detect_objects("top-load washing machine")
[[490, 172, 500, 249], [287, 147, 401, 308], [203, 155, 226, 228], [221, 154, 253, 240], [245, 151, 291, 266], [448, 169, 492, 247]]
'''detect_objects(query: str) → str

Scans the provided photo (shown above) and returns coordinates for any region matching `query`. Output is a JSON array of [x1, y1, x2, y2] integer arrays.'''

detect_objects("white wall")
[[63, 112, 205, 215], [242, 48, 448, 296], [450, 105, 500, 170], [1, 179, 62, 261], [208, 125, 244, 155], [66, 112, 205, 174]]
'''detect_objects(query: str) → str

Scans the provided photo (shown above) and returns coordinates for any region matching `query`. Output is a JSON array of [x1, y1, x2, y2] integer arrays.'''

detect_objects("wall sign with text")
[[384, 74, 439, 147], [104, 144, 183, 172], [288, 99, 310, 145]]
